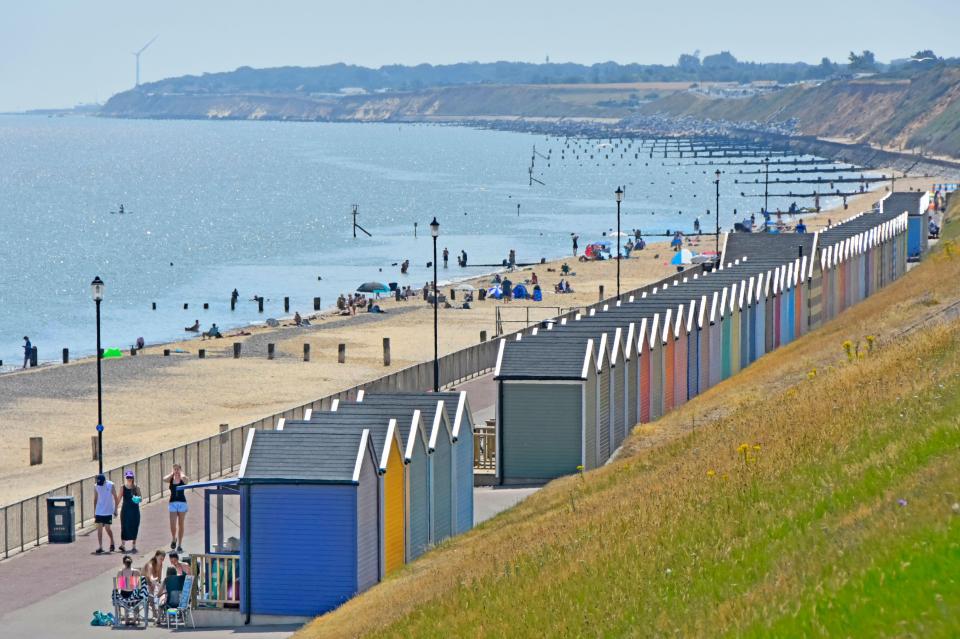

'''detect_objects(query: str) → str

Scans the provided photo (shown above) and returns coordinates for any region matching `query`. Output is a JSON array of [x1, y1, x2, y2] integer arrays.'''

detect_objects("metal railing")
[[473, 420, 497, 471], [0, 269, 688, 560], [191, 553, 241, 608]]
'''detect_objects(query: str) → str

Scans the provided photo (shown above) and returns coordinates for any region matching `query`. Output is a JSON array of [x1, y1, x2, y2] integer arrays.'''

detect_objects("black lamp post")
[[714, 169, 721, 258], [430, 217, 440, 392], [91, 276, 105, 473], [615, 186, 624, 299]]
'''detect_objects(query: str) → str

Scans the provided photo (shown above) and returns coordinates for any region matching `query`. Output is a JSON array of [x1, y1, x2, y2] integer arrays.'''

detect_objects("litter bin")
[[47, 496, 76, 543]]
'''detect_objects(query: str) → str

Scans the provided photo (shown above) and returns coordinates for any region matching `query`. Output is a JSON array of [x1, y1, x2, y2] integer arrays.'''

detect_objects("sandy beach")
[[0, 174, 937, 506]]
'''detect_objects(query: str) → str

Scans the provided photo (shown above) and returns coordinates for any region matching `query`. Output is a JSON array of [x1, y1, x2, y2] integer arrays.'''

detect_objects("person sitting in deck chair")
[[202, 323, 222, 340]]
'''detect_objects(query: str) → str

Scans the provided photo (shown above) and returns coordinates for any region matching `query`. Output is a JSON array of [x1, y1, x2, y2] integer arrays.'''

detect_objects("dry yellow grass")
[[295, 196, 960, 637]]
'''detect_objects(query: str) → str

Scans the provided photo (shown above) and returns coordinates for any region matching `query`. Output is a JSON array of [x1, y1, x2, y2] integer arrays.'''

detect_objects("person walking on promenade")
[[22, 336, 31, 368], [119, 470, 142, 554], [442, 247, 449, 268], [93, 473, 119, 554], [164, 464, 189, 553]]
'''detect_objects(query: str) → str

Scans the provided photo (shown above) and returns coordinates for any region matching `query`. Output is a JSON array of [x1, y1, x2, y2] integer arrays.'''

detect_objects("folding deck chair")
[[111, 574, 149, 628], [162, 575, 196, 629]]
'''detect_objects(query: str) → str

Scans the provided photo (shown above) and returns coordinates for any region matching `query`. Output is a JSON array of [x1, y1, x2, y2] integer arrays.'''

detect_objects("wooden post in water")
[[30, 437, 42, 466], [303, 343, 310, 362], [284, 297, 290, 313], [62, 348, 69, 364], [383, 338, 391, 366], [30, 347, 37, 367], [91, 436, 99, 461], [198, 349, 205, 359], [152, 302, 156, 310], [183, 303, 188, 310], [233, 343, 241, 359], [203, 303, 209, 310], [338, 343, 346, 364], [267, 343, 275, 360], [258, 297, 264, 313], [313, 297, 321, 311]]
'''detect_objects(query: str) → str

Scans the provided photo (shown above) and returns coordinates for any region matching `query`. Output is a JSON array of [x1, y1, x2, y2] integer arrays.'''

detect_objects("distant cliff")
[[100, 83, 677, 122], [638, 66, 960, 161]]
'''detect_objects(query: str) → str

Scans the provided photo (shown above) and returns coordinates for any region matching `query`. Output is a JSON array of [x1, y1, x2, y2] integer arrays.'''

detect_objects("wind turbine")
[[133, 35, 158, 87]]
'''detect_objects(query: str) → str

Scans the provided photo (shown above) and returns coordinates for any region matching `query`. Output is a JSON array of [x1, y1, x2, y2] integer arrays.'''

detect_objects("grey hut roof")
[[880, 192, 925, 216], [723, 233, 815, 264], [496, 334, 596, 380], [240, 429, 371, 484], [281, 408, 401, 471], [348, 393, 450, 435], [818, 207, 902, 245]]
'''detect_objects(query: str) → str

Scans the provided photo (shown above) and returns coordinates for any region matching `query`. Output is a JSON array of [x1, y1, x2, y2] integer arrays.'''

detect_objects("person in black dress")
[[119, 470, 142, 553]]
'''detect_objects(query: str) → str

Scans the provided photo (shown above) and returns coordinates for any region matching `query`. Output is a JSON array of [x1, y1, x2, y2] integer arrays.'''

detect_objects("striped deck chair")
[[162, 575, 196, 629], [112, 574, 149, 628]]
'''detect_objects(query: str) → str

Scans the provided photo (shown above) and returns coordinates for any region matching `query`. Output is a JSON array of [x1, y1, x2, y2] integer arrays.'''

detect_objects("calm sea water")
[[0, 116, 867, 367]]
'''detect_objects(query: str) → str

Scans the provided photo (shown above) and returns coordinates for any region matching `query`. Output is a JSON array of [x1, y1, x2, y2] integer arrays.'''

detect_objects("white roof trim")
[[404, 409, 423, 461], [356, 390, 365, 402], [648, 314, 660, 349], [352, 429, 370, 483], [581, 338, 594, 378], [661, 309, 672, 343], [728, 283, 738, 313], [698, 295, 707, 328], [303, 408, 312, 421], [641, 291, 648, 299], [719, 287, 728, 318], [331, 398, 340, 412], [687, 299, 697, 332], [238, 429, 256, 479], [738, 279, 746, 309], [379, 418, 398, 473], [276, 417, 286, 431], [451, 391, 467, 441], [427, 400, 445, 452], [531, 327, 539, 336], [494, 339, 507, 377], [597, 332, 609, 368], [612, 327, 623, 365], [709, 291, 719, 324], [747, 277, 755, 306], [673, 304, 684, 338], [809, 232, 819, 278]]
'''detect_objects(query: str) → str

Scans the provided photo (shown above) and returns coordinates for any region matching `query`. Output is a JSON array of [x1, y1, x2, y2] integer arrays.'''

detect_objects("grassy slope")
[[297, 205, 960, 638]]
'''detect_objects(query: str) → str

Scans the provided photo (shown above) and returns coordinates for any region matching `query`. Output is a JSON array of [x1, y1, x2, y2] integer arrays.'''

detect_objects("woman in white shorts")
[[163, 464, 189, 553]]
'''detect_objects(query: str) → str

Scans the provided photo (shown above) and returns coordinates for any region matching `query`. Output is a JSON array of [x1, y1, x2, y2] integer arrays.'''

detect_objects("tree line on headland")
[[134, 50, 955, 96]]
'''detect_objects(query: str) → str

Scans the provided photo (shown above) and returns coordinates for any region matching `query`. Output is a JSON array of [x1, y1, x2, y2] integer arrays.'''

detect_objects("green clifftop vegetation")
[[295, 203, 960, 638]]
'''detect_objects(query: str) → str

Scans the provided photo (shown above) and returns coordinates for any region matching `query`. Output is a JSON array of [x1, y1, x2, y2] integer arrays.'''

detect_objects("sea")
[[0, 115, 875, 368]]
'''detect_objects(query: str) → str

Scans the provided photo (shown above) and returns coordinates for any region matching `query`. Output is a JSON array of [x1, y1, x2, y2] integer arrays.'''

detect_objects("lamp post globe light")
[[430, 217, 440, 393], [714, 169, 721, 259], [91, 276, 105, 473], [615, 186, 624, 299]]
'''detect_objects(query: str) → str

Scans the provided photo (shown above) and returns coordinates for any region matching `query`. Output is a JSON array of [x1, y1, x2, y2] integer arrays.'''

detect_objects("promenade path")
[[0, 373, 540, 637]]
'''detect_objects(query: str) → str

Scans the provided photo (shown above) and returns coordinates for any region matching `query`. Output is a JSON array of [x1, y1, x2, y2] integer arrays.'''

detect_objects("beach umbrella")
[[356, 281, 389, 293], [671, 249, 695, 265]]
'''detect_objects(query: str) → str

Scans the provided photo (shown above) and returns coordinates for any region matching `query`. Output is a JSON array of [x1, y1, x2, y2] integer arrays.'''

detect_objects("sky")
[[1, 0, 958, 111]]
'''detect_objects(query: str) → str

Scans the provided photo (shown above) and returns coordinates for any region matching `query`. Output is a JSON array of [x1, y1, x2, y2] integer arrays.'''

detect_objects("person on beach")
[[164, 465, 189, 553], [401, 260, 409, 274], [796, 220, 807, 234], [572, 235, 579, 256], [294, 311, 302, 326], [530, 272, 539, 286], [143, 550, 165, 593], [115, 555, 140, 597], [93, 473, 119, 554], [119, 470, 142, 554], [185, 320, 199, 332], [693, 217, 700, 233], [460, 250, 467, 267], [443, 247, 449, 268], [22, 336, 31, 368], [561, 262, 570, 275]]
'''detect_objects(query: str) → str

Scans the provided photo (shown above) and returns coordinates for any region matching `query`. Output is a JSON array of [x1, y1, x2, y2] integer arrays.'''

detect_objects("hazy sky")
[[2, 0, 957, 111]]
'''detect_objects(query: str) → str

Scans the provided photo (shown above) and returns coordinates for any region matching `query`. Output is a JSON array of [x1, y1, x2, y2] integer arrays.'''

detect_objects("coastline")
[[0, 173, 938, 507]]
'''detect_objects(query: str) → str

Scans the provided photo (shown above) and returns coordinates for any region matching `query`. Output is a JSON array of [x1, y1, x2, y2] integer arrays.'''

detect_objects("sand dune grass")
[[296, 206, 960, 638]]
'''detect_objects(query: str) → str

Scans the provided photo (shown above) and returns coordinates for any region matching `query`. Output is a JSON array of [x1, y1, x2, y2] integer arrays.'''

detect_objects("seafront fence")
[[0, 270, 688, 559]]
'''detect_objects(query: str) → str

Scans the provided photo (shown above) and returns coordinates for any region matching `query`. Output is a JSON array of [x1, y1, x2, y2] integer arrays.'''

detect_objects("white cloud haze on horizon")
[[1, 0, 958, 111]]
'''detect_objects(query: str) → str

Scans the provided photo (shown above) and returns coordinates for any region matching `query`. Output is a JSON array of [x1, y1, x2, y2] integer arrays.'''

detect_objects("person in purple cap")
[[119, 469, 142, 553]]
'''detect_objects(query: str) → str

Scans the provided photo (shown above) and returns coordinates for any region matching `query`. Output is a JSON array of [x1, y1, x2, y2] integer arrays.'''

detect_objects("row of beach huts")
[[493, 207, 910, 483], [189, 202, 915, 625]]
